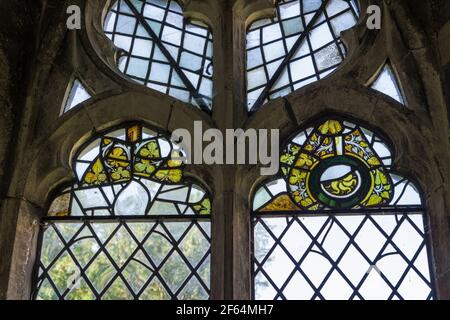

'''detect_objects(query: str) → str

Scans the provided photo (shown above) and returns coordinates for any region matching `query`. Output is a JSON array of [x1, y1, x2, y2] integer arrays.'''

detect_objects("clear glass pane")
[[371, 63, 405, 105], [246, 0, 359, 110], [104, 0, 214, 109], [37, 221, 211, 300], [254, 215, 433, 300], [64, 79, 91, 112]]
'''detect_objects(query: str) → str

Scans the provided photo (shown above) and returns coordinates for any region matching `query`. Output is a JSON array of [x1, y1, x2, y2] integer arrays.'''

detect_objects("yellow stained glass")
[[84, 158, 107, 185], [260, 194, 300, 212], [127, 125, 141, 142], [257, 118, 396, 211]]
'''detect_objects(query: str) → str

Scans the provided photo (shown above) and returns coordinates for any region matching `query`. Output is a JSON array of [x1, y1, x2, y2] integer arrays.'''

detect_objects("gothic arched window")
[[33, 124, 212, 300], [252, 118, 435, 300], [104, 0, 214, 111], [246, 0, 360, 111]]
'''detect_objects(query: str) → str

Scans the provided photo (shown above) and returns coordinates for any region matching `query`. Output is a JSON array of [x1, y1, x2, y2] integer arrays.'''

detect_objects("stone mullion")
[[206, 1, 235, 300], [205, 0, 251, 299]]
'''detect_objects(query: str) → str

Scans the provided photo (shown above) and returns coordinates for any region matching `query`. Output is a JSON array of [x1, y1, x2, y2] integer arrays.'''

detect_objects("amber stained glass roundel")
[[278, 119, 394, 210]]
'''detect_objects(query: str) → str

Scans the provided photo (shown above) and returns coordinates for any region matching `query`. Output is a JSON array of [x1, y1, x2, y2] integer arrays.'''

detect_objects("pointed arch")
[[33, 123, 212, 300], [251, 116, 435, 300]]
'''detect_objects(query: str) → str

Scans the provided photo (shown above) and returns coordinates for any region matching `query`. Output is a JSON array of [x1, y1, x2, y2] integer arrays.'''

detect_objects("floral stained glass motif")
[[75, 125, 185, 187], [246, 0, 360, 111], [252, 118, 435, 300], [34, 124, 212, 300], [104, 0, 213, 110], [270, 119, 398, 210]]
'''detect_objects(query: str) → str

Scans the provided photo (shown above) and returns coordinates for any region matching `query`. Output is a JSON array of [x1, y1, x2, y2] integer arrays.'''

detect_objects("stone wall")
[[0, 0, 40, 299]]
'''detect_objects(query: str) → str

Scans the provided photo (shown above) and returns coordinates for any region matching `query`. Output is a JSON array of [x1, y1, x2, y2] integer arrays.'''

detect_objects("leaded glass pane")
[[104, 0, 213, 110], [246, 0, 360, 111], [371, 63, 406, 105], [252, 118, 435, 300], [36, 220, 210, 300], [34, 124, 212, 300], [63, 79, 91, 113]]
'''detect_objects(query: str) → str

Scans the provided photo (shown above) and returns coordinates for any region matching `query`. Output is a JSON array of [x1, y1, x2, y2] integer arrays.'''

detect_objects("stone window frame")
[[2, 0, 450, 300]]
